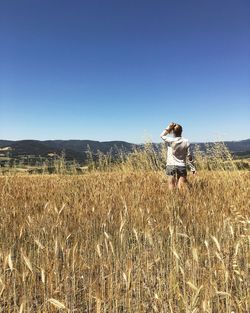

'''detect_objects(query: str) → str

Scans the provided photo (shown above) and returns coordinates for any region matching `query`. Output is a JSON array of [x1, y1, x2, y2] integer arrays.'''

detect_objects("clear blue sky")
[[0, 0, 249, 143]]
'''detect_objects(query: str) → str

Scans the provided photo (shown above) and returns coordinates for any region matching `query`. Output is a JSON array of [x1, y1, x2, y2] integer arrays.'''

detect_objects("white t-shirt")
[[161, 135, 195, 170]]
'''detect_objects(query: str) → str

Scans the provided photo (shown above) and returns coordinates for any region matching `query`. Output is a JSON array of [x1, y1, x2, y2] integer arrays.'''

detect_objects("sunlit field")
[[0, 145, 249, 312]]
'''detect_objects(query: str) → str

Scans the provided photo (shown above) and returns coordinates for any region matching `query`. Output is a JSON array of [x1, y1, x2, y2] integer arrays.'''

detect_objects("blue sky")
[[0, 0, 249, 143]]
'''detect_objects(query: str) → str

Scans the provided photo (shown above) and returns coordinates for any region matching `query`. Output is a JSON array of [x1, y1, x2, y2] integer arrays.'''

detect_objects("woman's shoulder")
[[180, 137, 190, 145]]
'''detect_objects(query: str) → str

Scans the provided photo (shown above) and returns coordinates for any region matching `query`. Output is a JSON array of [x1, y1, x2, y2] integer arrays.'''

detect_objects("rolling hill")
[[0, 139, 249, 163]]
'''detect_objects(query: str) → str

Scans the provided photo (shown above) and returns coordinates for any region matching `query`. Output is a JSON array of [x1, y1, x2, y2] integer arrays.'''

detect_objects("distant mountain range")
[[0, 139, 250, 163], [0, 140, 139, 163]]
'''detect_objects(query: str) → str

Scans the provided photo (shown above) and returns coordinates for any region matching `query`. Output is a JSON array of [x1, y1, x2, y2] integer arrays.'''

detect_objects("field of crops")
[[0, 167, 249, 312]]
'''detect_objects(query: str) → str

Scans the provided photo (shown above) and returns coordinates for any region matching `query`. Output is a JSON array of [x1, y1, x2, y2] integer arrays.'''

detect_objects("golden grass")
[[0, 168, 249, 312]]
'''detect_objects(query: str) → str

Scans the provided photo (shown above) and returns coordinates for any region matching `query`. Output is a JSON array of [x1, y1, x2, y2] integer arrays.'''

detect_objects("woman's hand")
[[166, 122, 176, 132], [161, 122, 176, 138]]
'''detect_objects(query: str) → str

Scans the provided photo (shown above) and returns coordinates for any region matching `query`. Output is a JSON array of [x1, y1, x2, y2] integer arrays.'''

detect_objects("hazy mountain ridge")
[[0, 139, 138, 163], [195, 139, 250, 153], [0, 139, 250, 163]]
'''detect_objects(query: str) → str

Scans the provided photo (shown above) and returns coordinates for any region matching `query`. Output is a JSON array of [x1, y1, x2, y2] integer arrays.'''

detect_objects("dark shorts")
[[166, 165, 187, 178]]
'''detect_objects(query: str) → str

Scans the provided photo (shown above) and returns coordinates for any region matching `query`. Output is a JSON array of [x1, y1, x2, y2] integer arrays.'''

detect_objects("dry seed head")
[[54, 239, 58, 255], [104, 231, 110, 240], [229, 225, 234, 236], [58, 203, 66, 215], [204, 240, 209, 249], [122, 272, 127, 282], [34, 238, 44, 250], [104, 238, 109, 254], [66, 233, 72, 241], [119, 220, 126, 233], [22, 254, 33, 273], [109, 241, 115, 256], [132, 228, 139, 243], [237, 276, 243, 282], [233, 269, 242, 276], [232, 258, 238, 269], [234, 241, 240, 256], [177, 232, 190, 239], [192, 285, 203, 308], [187, 281, 199, 291], [215, 251, 224, 263], [216, 291, 231, 297], [41, 268, 45, 284], [211, 236, 221, 252], [19, 303, 24, 313], [169, 226, 174, 236], [48, 298, 66, 309], [96, 244, 102, 258], [120, 232, 124, 244], [8, 252, 13, 271], [19, 226, 24, 239], [192, 247, 199, 263], [0, 285, 5, 297], [225, 270, 229, 282], [172, 249, 180, 261], [96, 298, 102, 313], [145, 230, 153, 245], [179, 265, 184, 276]]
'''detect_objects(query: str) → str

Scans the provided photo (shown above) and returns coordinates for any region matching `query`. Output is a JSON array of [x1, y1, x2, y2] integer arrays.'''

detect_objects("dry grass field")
[[0, 144, 249, 312]]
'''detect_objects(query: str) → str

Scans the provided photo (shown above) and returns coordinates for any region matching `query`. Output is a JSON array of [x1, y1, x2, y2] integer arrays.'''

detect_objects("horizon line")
[[0, 138, 249, 145]]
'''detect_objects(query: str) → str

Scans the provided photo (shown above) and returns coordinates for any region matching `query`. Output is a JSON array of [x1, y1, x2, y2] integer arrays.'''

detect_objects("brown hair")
[[173, 124, 182, 137]]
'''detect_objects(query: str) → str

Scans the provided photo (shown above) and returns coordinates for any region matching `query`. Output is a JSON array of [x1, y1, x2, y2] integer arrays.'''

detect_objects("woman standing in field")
[[160, 122, 196, 190]]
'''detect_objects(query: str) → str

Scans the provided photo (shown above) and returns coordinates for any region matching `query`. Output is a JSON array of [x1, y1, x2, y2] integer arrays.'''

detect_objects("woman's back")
[[162, 136, 191, 166]]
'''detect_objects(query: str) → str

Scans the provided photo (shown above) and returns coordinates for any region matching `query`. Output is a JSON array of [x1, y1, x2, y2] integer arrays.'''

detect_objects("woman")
[[160, 122, 196, 190]]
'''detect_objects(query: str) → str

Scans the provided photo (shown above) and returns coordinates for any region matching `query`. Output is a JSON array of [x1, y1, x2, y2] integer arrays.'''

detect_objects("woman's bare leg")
[[168, 176, 177, 190], [177, 176, 188, 190]]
